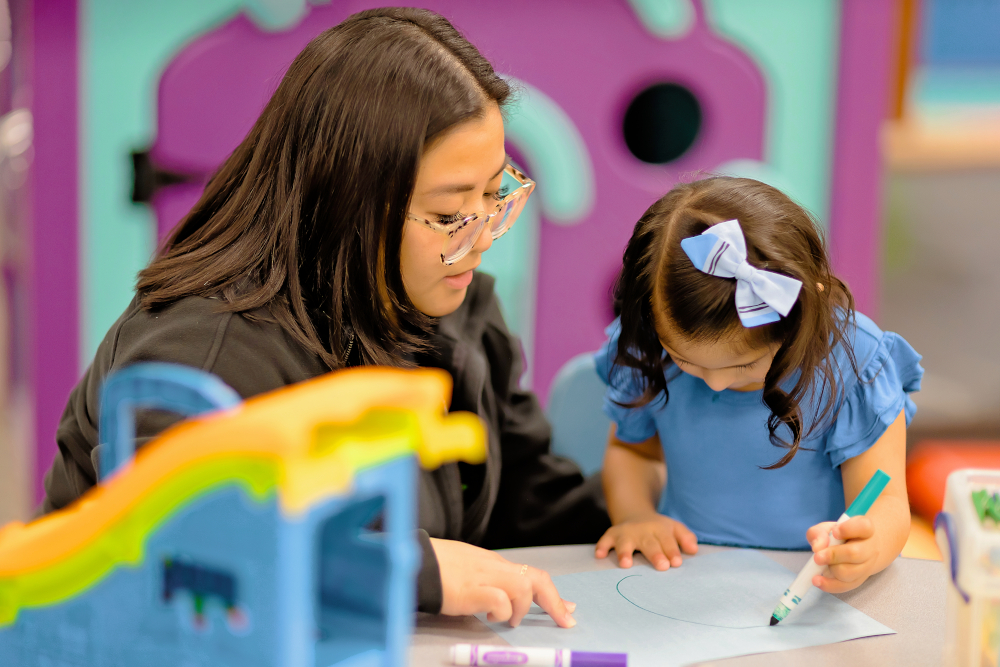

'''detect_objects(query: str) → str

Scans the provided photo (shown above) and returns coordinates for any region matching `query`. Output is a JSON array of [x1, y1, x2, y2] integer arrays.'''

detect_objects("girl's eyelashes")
[[670, 356, 759, 372]]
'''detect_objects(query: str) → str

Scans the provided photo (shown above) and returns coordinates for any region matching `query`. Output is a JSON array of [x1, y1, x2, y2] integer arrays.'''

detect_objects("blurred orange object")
[[902, 515, 941, 561], [907, 441, 1000, 523]]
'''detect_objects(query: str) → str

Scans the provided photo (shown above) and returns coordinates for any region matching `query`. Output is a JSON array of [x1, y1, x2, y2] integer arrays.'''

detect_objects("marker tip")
[[769, 616, 780, 626]]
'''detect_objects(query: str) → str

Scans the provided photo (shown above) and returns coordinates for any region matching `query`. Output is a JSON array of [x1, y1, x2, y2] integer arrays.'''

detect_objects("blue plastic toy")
[[0, 363, 485, 666]]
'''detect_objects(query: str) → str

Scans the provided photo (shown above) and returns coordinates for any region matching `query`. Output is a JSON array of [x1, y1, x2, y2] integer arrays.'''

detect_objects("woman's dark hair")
[[613, 176, 857, 468], [137, 7, 510, 368]]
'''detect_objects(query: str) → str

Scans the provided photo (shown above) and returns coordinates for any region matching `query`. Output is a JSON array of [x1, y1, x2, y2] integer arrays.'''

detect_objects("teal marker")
[[769, 469, 891, 626]]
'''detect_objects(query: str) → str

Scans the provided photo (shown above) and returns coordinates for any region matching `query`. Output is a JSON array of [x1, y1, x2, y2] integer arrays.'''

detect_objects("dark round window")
[[623, 83, 702, 164]]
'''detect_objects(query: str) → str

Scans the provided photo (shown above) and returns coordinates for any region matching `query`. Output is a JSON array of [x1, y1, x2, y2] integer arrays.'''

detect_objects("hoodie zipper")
[[342, 330, 355, 365]]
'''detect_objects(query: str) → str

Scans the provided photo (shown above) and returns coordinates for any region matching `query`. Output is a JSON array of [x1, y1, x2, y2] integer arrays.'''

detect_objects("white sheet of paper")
[[482, 549, 894, 666]]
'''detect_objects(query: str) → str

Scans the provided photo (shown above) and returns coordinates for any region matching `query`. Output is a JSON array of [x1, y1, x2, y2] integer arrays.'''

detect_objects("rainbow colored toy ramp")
[[0, 364, 485, 667]]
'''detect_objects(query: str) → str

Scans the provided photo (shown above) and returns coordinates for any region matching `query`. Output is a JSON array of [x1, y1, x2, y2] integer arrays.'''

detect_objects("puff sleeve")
[[593, 320, 659, 444], [823, 329, 923, 468]]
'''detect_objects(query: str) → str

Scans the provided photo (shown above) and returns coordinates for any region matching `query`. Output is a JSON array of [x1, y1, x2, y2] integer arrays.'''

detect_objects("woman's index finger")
[[526, 568, 575, 628]]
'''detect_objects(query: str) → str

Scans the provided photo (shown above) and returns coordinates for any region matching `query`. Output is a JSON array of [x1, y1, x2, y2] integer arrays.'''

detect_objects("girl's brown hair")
[[613, 176, 857, 468], [137, 8, 510, 369]]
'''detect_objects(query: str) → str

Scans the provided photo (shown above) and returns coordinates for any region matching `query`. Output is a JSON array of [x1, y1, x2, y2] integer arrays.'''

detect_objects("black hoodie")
[[41, 272, 611, 612]]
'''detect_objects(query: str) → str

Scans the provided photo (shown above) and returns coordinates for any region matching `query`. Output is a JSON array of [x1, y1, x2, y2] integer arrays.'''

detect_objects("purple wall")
[[30, 0, 79, 500], [72, 0, 894, 468], [148, 0, 767, 400], [829, 0, 895, 319]]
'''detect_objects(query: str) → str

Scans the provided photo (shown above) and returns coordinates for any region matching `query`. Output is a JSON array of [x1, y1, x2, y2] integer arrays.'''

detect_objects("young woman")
[[43, 7, 607, 628]]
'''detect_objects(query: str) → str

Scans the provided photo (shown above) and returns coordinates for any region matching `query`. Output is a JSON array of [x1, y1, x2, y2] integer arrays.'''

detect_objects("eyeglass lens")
[[442, 169, 531, 263], [444, 216, 490, 263]]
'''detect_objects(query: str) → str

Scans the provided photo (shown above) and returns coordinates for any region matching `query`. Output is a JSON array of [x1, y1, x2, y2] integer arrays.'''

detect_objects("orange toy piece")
[[907, 440, 1000, 524]]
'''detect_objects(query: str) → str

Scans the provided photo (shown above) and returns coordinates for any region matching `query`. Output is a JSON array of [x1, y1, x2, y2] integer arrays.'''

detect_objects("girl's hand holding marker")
[[771, 470, 891, 624], [806, 514, 881, 593]]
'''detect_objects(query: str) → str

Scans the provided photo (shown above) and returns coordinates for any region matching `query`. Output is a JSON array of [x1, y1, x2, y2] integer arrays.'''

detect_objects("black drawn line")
[[615, 575, 764, 630]]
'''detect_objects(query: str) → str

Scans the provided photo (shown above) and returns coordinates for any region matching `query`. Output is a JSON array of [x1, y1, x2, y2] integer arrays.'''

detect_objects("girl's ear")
[[816, 283, 825, 293]]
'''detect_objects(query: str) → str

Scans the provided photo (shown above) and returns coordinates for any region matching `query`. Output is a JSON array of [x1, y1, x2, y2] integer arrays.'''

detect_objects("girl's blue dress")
[[595, 312, 923, 549]]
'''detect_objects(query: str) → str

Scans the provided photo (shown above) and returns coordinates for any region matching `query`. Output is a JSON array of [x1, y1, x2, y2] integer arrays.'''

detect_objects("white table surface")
[[409, 544, 947, 666]]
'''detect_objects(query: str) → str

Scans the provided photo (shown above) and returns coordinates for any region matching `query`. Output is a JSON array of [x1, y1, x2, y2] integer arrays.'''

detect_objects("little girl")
[[594, 176, 922, 594]]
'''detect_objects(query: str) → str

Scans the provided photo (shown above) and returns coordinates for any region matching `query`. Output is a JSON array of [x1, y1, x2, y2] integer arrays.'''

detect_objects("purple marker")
[[450, 643, 627, 666]]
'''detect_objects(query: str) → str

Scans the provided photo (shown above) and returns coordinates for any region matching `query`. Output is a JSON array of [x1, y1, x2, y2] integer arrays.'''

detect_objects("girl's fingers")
[[832, 517, 874, 541], [594, 530, 617, 558], [563, 600, 576, 613], [616, 539, 636, 568], [672, 522, 699, 555], [655, 533, 682, 569], [813, 571, 869, 594], [637, 534, 670, 570], [806, 522, 836, 549], [810, 533, 833, 559], [813, 575, 857, 594], [822, 540, 876, 567], [595, 519, 700, 568], [826, 561, 871, 584]]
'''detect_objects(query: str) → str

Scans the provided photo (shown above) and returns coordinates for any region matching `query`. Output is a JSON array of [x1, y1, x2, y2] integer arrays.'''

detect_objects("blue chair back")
[[99, 362, 242, 479], [546, 352, 611, 476]]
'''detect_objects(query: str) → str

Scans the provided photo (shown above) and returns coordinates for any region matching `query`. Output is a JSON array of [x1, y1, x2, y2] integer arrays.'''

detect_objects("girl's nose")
[[702, 371, 731, 392]]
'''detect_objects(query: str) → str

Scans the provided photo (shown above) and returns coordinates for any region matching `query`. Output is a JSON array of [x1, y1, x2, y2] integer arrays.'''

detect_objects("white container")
[[936, 469, 1000, 667]]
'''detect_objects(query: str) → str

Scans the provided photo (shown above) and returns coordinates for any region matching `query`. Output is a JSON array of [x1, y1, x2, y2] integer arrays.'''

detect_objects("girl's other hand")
[[594, 512, 698, 570], [430, 538, 576, 628], [806, 517, 879, 594]]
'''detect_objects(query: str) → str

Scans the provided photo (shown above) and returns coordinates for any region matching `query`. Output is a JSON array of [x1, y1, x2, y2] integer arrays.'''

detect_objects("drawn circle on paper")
[[615, 573, 772, 629]]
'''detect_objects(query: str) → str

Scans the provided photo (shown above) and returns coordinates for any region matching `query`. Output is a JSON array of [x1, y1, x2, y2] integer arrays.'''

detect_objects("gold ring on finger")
[[519, 564, 528, 576]]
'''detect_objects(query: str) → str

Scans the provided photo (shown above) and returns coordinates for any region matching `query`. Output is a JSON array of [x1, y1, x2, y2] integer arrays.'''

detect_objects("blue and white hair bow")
[[679, 219, 803, 328]]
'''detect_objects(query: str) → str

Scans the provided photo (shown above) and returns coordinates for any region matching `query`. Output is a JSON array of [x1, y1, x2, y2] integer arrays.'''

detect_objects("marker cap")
[[845, 469, 890, 517], [451, 644, 472, 665], [572, 651, 628, 667]]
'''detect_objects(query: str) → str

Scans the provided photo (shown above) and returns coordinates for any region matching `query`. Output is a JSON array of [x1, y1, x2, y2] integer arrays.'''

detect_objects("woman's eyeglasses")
[[407, 164, 535, 265]]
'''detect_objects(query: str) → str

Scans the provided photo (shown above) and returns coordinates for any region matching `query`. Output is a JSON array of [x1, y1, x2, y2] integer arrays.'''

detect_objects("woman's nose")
[[471, 220, 494, 254]]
